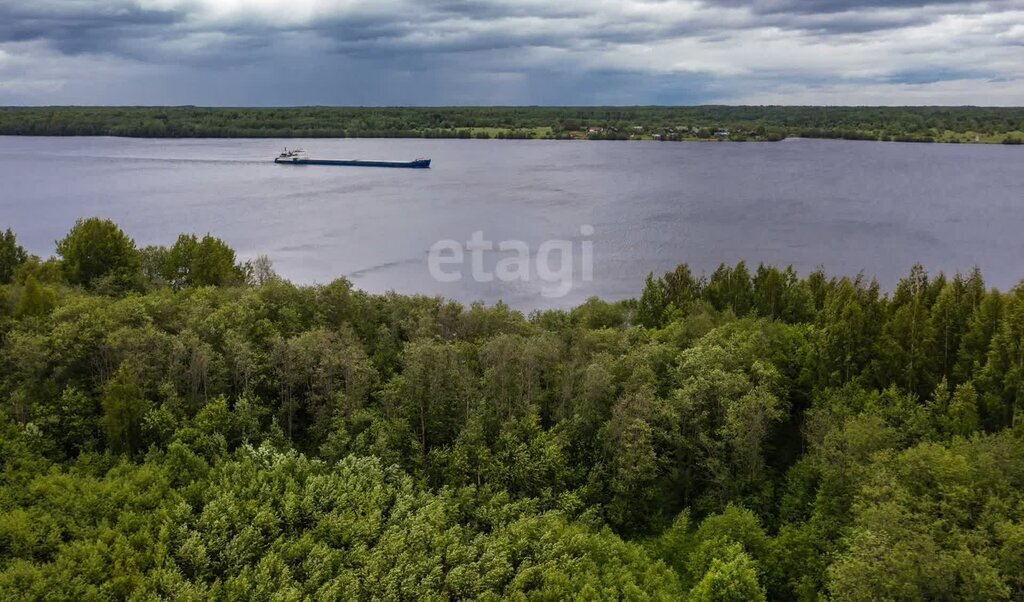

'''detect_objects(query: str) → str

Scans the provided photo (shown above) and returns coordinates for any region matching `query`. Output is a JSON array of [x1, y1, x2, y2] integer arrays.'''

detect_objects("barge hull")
[[275, 158, 431, 168]]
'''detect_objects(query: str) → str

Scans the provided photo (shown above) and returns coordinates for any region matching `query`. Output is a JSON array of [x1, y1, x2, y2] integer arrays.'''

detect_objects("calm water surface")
[[1, 136, 1021, 310]]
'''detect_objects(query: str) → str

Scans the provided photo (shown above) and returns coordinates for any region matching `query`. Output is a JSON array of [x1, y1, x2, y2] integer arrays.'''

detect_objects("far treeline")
[[2, 105, 1024, 143], [2, 219, 1024, 599]]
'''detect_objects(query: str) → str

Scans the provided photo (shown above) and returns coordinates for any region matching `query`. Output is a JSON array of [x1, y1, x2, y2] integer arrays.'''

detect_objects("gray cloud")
[[0, 0, 1022, 105], [707, 0, 992, 14], [0, 2, 186, 53]]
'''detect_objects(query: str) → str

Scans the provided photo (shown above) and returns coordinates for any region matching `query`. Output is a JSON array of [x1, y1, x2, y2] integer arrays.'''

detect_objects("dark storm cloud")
[[0, 2, 187, 54], [426, 0, 591, 21], [884, 68, 981, 85], [0, 0, 1015, 62], [706, 0, 985, 14], [305, 7, 719, 60], [0, 0, 1021, 105], [703, 0, 1020, 34]]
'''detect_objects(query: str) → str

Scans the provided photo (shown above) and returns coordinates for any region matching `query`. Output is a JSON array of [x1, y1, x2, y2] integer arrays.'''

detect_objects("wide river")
[[1, 136, 1021, 310]]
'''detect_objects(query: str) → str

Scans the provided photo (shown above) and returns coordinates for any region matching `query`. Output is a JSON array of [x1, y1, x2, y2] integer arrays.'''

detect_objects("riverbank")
[[2, 106, 1023, 144]]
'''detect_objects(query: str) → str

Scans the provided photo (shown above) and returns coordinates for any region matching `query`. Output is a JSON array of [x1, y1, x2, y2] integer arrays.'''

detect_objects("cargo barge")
[[274, 148, 430, 168]]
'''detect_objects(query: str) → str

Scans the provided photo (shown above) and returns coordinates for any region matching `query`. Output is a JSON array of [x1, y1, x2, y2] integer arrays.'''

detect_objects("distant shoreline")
[[2, 106, 1022, 144], [1, 134, 1021, 146]]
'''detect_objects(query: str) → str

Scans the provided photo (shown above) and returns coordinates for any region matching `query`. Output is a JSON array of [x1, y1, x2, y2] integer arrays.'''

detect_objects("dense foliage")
[[2, 221, 1024, 600], [2, 106, 1024, 143]]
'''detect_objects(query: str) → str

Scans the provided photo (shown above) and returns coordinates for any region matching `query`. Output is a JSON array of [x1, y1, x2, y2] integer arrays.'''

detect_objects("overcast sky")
[[1, 0, 1022, 105]]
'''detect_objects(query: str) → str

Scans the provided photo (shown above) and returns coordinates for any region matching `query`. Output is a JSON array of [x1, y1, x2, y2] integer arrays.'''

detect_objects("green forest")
[[1, 219, 1024, 600], [2, 106, 1024, 143]]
